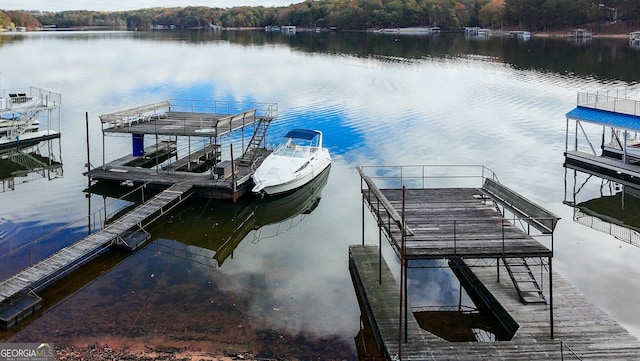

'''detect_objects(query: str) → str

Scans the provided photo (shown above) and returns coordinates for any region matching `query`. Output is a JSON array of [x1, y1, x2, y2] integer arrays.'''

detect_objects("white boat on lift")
[[0, 118, 39, 137], [252, 128, 331, 195]]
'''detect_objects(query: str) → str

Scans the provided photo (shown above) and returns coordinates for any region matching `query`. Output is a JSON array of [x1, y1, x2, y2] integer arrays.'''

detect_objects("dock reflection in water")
[[564, 166, 640, 248], [151, 165, 330, 267], [9, 166, 355, 358], [0, 139, 63, 193], [409, 259, 514, 343]]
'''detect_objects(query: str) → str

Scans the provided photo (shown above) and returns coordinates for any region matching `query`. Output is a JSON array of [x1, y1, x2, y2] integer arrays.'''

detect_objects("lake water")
[[1, 30, 640, 358]]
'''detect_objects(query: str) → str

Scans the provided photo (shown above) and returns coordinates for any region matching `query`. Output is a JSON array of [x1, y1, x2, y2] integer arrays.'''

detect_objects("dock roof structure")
[[99, 100, 276, 138], [566, 106, 640, 131]]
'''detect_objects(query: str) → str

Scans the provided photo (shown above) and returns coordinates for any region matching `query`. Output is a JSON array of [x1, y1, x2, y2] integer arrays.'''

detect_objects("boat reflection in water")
[[148, 165, 331, 266], [564, 166, 640, 248]]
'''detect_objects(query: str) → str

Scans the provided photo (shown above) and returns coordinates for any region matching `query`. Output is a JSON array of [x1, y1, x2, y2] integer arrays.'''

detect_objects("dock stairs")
[[502, 257, 546, 304], [239, 118, 270, 167]]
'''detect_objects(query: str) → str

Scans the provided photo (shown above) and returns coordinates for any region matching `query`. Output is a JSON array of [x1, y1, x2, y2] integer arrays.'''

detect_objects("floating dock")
[[352, 165, 640, 359], [565, 89, 640, 185], [0, 292, 41, 330]]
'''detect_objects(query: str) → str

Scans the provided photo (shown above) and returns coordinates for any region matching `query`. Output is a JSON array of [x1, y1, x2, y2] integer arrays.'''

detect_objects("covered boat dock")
[[0, 87, 61, 151], [88, 99, 277, 200], [565, 89, 640, 185]]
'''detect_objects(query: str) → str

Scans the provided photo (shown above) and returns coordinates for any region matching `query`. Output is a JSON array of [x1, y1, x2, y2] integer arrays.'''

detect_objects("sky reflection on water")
[[2, 31, 640, 352]]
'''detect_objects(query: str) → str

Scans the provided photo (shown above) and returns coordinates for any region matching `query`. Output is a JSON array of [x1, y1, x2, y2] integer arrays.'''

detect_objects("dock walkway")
[[0, 182, 194, 305]]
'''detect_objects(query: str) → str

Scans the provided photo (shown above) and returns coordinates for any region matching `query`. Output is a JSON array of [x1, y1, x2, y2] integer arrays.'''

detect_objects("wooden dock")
[[358, 167, 556, 261], [0, 182, 194, 310], [87, 147, 270, 200], [350, 245, 640, 360], [565, 150, 640, 184], [353, 165, 640, 360]]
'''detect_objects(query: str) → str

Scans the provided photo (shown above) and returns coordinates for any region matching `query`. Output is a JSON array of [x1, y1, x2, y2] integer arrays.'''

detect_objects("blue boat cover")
[[284, 129, 320, 140], [566, 106, 640, 131]]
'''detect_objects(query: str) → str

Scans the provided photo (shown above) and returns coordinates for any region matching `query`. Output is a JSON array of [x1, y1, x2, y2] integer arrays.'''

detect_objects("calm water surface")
[[1, 30, 640, 356]]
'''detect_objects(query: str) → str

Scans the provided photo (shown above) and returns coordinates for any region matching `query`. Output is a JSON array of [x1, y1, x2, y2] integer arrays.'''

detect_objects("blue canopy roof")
[[284, 129, 320, 140], [566, 106, 640, 132]]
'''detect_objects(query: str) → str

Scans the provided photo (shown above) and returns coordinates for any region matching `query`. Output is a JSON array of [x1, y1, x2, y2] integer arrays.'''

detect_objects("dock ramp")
[[0, 182, 194, 313]]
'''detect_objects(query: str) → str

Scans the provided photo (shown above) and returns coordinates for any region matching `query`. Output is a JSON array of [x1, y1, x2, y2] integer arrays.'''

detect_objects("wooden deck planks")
[[350, 245, 640, 360], [365, 187, 552, 260], [0, 184, 193, 303], [87, 149, 270, 200]]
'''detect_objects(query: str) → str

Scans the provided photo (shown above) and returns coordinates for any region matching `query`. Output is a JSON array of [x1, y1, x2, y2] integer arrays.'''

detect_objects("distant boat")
[[378, 27, 440, 35], [1, 92, 44, 140], [602, 129, 640, 162], [0, 87, 61, 151], [252, 129, 331, 195]]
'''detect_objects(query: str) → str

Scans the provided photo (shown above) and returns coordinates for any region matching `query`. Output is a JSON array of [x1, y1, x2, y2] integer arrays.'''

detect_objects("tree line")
[[1, 0, 638, 32]]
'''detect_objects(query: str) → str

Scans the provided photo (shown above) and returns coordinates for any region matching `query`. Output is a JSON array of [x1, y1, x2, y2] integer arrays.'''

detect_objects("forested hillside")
[[1, 0, 638, 32]]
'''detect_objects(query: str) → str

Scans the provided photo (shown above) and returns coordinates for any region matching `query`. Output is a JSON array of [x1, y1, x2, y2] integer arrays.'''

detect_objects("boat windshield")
[[273, 137, 314, 158]]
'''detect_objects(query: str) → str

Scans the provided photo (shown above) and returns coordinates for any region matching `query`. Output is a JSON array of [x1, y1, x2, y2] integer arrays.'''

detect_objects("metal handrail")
[[359, 164, 499, 189], [577, 90, 640, 117], [559, 339, 583, 360], [169, 98, 278, 118]]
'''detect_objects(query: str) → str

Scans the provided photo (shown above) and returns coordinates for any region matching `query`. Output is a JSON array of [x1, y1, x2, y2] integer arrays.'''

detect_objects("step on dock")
[[0, 293, 42, 330]]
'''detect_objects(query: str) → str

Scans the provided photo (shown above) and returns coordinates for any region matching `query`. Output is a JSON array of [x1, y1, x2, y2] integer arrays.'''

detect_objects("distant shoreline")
[[0, 26, 636, 39], [532, 32, 631, 39]]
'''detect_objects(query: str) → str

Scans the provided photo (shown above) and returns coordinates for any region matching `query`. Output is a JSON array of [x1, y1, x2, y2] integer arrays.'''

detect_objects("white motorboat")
[[252, 128, 331, 195]]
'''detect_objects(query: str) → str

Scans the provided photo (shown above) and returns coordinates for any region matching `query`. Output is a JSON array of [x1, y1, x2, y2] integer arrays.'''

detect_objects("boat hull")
[[255, 156, 331, 195]]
